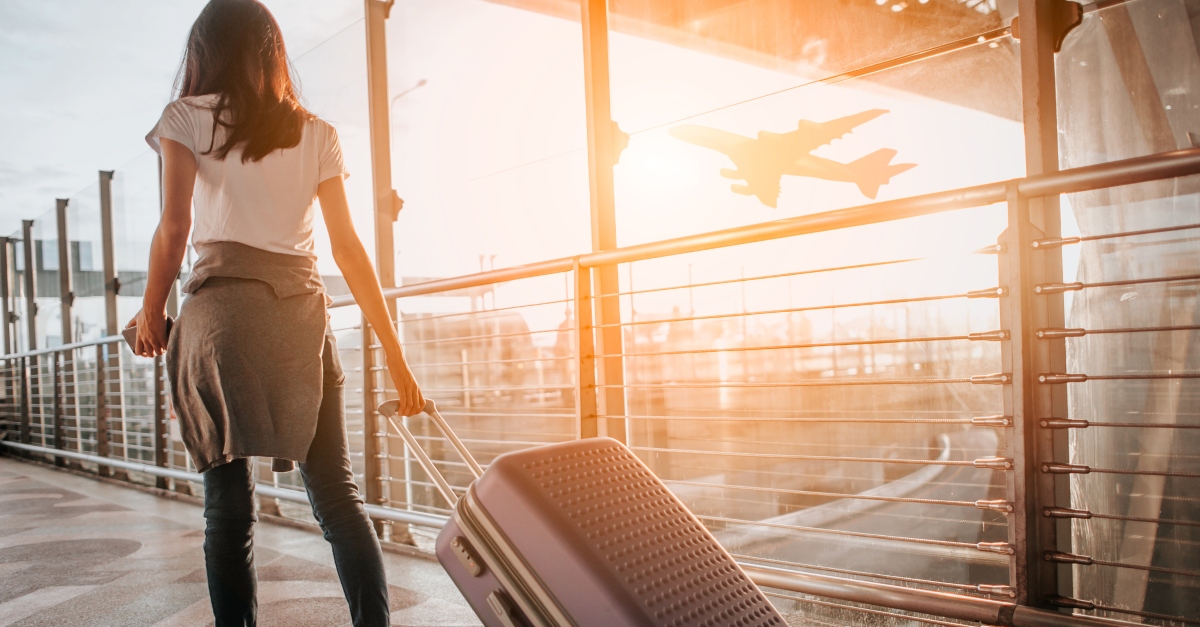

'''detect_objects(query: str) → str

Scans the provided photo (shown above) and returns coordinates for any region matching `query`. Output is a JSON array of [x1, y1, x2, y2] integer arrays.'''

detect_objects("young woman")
[[130, 1, 423, 625]]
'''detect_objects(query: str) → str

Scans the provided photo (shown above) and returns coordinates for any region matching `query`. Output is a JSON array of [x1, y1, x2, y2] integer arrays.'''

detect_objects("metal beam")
[[152, 355, 168, 489], [741, 563, 1143, 627], [580, 0, 626, 442], [999, 183, 1060, 606], [361, 316, 386, 538], [55, 199, 73, 345], [51, 351, 64, 466], [95, 342, 110, 477], [0, 439, 450, 528], [1017, 0, 1073, 606], [573, 263, 598, 438], [363, 0, 398, 294], [0, 237, 12, 354], [21, 220, 37, 351], [99, 171, 118, 337], [335, 149, 1200, 311]]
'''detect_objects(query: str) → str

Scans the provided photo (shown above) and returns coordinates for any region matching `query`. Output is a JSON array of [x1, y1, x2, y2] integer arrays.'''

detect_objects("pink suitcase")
[[379, 400, 785, 627]]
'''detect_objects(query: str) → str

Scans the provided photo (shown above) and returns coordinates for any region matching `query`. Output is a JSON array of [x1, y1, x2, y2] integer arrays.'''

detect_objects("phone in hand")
[[123, 317, 175, 353]]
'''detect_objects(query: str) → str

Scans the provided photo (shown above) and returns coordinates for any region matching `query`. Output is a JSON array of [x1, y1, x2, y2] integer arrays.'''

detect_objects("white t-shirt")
[[145, 94, 346, 258]]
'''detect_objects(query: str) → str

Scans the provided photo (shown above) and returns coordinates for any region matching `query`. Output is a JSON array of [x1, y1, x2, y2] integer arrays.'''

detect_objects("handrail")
[[2, 438, 1139, 627], [332, 147, 1200, 310], [743, 563, 1144, 627], [0, 440, 449, 528], [1, 334, 124, 360]]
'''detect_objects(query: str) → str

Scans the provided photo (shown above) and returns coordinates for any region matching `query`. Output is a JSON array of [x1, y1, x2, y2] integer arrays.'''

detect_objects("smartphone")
[[123, 317, 175, 352]]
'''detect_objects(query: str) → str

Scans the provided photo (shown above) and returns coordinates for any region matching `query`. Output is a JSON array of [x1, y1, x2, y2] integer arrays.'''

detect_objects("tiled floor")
[[0, 456, 481, 627]]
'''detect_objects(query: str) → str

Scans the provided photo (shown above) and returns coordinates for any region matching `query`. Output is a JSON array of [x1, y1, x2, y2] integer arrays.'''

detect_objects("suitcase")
[[378, 399, 785, 627]]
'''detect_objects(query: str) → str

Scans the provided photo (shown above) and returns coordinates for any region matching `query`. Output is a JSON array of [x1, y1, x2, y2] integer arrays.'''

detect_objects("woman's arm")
[[129, 138, 194, 357], [318, 175, 425, 417]]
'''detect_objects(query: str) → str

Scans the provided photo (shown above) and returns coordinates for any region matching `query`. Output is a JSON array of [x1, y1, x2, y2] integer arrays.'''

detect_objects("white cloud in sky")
[[0, 0, 362, 234]]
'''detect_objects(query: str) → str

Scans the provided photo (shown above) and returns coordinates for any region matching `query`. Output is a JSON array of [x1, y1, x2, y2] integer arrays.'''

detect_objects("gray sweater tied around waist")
[[167, 241, 335, 473]]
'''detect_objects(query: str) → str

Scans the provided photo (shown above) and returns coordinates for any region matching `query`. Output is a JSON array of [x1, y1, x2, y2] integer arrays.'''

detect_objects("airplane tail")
[[848, 148, 916, 199]]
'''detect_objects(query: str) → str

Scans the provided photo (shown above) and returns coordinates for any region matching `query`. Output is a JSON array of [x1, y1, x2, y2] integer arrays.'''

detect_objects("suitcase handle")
[[377, 399, 484, 507]]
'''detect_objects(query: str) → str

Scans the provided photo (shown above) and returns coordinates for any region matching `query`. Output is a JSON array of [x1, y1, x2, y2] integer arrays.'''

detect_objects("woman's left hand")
[[127, 308, 169, 357]]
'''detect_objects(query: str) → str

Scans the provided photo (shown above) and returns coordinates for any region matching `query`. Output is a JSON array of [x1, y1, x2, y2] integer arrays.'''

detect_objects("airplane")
[[669, 109, 916, 207]]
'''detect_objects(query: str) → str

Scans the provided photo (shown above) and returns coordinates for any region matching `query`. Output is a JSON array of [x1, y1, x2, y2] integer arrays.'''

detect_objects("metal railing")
[[4, 147, 1200, 627]]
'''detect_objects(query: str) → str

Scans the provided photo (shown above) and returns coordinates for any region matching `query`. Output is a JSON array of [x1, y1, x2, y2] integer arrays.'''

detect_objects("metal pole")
[[18, 357, 30, 445], [152, 354, 169, 489], [580, 0, 626, 442], [1017, 0, 1071, 606], [361, 317, 386, 538], [98, 171, 128, 479], [99, 171, 119, 337], [363, 0, 398, 297], [999, 182, 1062, 607], [0, 238, 11, 355], [55, 199, 73, 345], [95, 342, 110, 477], [21, 220, 37, 351], [54, 199, 80, 467], [51, 350, 64, 466], [573, 262, 598, 438]]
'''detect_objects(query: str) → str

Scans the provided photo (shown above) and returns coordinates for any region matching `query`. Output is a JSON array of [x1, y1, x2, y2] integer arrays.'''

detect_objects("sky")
[[1, 0, 1038, 348], [1, 0, 1027, 289], [0, 0, 362, 235]]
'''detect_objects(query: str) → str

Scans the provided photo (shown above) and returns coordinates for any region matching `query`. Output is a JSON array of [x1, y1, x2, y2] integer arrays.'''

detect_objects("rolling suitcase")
[[379, 399, 785, 627]]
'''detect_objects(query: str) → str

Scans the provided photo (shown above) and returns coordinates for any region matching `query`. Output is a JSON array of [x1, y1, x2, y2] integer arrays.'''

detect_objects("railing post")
[[573, 262, 598, 438], [998, 182, 1063, 608], [0, 237, 11, 355], [18, 357, 31, 452], [95, 343, 110, 477], [152, 354, 169, 489], [1015, 0, 1075, 605], [21, 220, 37, 351], [55, 199, 73, 345], [581, 0, 627, 443], [98, 174, 129, 479], [361, 318, 386, 538], [99, 171, 119, 337], [363, 0, 398, 299], [51, 350, 65, 467]]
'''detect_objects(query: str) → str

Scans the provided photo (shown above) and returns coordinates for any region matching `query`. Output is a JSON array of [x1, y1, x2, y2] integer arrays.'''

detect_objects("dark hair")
[[175, 0, 312, 162]]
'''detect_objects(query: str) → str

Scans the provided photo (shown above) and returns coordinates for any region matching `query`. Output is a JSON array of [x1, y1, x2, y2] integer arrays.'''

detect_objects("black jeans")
[[202, 336, 389, 626]]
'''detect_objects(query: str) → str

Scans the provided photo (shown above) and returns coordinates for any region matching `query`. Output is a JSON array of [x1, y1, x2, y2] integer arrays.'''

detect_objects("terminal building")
[[1, 0, 1197, 625]]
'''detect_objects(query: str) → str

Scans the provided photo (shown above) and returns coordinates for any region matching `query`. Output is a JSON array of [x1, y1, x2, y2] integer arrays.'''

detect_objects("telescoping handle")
[[376, 398, 483, 507]]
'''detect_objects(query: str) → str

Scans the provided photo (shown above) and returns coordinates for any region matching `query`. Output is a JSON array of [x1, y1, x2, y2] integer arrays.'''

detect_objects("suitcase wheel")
[[486, 590, 523, 627]]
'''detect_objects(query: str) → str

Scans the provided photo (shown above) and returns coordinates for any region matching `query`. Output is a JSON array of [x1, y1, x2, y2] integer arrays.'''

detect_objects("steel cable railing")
[[3, 147, 1200, 627]]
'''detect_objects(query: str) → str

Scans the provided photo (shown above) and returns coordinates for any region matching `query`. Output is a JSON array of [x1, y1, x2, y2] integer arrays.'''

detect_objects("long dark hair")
[[175, 0, 312, 162]]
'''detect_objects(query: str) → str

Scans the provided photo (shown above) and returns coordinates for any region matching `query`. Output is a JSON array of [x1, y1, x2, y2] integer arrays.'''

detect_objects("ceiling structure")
[[486, 0, 1021, 120]]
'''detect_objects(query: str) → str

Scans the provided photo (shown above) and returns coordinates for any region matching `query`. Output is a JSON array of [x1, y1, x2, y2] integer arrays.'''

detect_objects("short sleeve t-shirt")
[[145, 95, 347, 258]]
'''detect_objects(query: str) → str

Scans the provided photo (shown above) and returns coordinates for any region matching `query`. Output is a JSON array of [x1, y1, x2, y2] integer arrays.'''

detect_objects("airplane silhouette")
[[669, 109, 916, 207]]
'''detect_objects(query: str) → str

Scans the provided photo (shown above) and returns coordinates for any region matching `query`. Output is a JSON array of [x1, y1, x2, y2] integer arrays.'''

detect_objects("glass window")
[[1058, 0, 1200, 168], [607, 1, 1024, 246], [111, 151, 161, 328], [387, 0, 591, 279], [66, 182, 107, 342]]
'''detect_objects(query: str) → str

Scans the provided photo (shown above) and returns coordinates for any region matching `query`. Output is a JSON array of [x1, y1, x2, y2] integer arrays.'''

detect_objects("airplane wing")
[[732, 174, 782, 208], [788, 109, 889, 152], [669, 125, 754, 162]]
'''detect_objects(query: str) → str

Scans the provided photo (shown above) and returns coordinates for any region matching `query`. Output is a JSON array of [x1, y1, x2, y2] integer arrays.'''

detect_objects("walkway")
[[0, 456, 481, 627]]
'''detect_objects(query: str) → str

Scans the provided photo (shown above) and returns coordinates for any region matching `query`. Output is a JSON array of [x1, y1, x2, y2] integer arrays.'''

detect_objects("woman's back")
[[146, 93, 346, 258]]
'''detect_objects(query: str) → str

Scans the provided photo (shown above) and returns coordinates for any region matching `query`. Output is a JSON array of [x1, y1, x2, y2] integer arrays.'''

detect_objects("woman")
[[130, 1, 423, 625]]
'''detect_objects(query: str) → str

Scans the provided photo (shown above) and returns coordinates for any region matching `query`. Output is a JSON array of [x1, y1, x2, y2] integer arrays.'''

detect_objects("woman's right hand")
[[127, 308, 169, 358], [387, 353, 426, 417]]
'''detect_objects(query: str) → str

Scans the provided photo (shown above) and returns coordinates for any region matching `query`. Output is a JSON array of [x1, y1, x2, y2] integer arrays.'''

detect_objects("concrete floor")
[[0, 456, 481, 627]]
